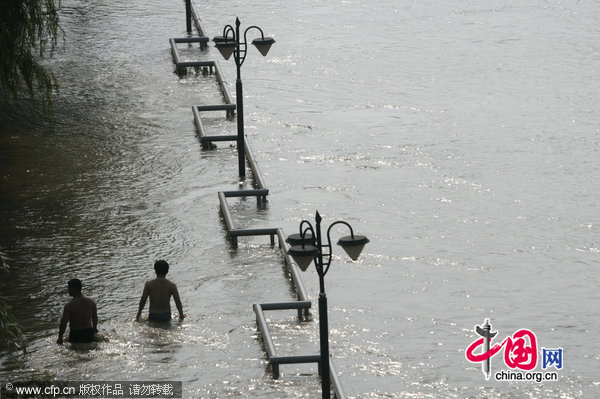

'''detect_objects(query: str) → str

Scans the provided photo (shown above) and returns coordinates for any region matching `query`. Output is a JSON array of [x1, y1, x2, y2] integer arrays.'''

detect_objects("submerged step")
[[195, 104, 237, 112], [171, 36, 209, 44], [200, 135, 237, 142]]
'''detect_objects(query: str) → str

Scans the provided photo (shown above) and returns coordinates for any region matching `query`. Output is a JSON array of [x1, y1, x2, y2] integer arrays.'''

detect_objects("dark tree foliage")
[[0, 0, 62, 116], [0, 253, 26, 354]]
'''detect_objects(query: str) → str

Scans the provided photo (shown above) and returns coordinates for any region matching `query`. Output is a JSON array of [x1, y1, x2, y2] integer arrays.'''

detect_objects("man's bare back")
[[57, 279, 98, 344], [143, 277, 182, 313], [65, 296, 97, 329], [136, 260, 184, 322]]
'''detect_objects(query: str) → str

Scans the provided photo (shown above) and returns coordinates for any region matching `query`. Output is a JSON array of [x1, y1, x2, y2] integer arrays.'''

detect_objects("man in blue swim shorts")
[[57, 279, 98, 344], [136, 260, 184, 322]]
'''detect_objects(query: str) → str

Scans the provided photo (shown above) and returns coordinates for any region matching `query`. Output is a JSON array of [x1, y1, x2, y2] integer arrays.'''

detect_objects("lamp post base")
[[319, 292, 331, 399]]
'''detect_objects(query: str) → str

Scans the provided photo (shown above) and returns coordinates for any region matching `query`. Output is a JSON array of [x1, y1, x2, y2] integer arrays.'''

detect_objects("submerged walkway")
[[169, 2, 347, 398]]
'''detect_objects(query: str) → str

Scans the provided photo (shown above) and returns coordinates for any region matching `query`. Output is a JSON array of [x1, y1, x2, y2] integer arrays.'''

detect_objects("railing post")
[[185, 0, 192, 33]]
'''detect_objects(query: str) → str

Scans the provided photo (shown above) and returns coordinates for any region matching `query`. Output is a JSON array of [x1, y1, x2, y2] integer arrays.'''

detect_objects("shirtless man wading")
[[136, 260, 184, 322], [57, 279, 98, 344]]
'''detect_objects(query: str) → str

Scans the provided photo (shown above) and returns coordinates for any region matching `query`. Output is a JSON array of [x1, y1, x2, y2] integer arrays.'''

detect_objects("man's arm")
[[92, 300, 98, 333], [136, 282, 149, 321], [172, 285, 184, 319], [57, 304, 69, 344]]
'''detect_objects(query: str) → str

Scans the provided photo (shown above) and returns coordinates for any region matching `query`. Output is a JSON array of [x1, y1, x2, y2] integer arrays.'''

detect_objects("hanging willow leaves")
[[0, 252, 27, 354], [0, 0, 62, 117]]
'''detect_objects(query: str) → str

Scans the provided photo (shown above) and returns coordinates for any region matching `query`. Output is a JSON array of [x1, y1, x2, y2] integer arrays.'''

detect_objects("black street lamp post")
[[286, 211, 369, 398], [213, 18, 275, 178]]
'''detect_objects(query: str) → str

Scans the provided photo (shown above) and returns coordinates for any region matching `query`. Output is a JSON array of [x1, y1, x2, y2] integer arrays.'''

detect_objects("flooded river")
[[1, 0, 599, 397]]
